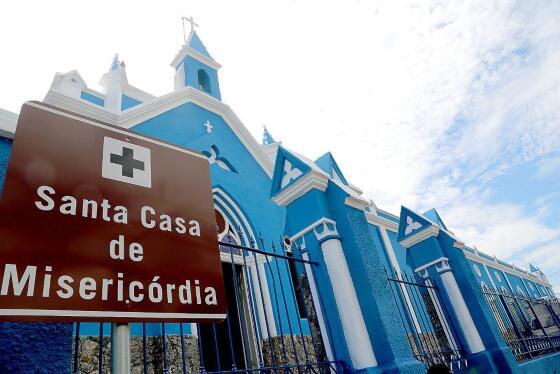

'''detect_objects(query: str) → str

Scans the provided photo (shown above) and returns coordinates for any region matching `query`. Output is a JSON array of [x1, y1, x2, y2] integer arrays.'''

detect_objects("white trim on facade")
[[399, 226, 440, 248], [26, 102, 205, 159], [438, 269, 485, 354], [463, 251, 552, 288], [365, 211, 399, 233], [414, 257, 450, 274], [344, 194, 369, 210], [423, 278, 460, 352], [319, 237, 377, 368], [170, 43, 222, 71], [379, 226, 423, 334], [0, 109, 18, 139], [271, 170, 329, 207], [289, 217, 337, 243], [44, 86, 274, 178]]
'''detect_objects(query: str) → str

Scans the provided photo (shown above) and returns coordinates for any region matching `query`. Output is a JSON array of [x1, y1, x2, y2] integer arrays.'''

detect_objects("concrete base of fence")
[[74, 335, 199, 374]]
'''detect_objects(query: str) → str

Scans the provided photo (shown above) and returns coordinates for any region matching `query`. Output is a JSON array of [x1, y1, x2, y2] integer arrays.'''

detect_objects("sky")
[[1, 1, 559, 291]]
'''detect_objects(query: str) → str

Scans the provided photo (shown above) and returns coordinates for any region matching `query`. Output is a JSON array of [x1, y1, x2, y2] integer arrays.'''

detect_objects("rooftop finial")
[[182, 16, 199, 41], [263, 126, 276, 145], [110, 54, 120, 71]]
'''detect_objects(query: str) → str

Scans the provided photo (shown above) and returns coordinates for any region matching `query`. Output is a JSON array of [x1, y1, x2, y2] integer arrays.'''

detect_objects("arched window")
[[197, 69, 211, 94]]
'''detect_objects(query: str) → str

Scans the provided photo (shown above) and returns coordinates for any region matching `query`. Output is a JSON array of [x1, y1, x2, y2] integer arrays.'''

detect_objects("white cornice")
[[170, 45, 221, 70], [399, 226, 440, 248], [345, 194, 369, 210], [271, 170, 329, 207], [44, 91, 118, 124], [81, 87, 105, 99], [122, 84, 155, 102], [289, 217, 336, 243], [0, 109, 18, 139], [463, 251, 552, 288], [365, 211, 399, 233], [44, 87, 274, 178], [415, 257, 450, 274]]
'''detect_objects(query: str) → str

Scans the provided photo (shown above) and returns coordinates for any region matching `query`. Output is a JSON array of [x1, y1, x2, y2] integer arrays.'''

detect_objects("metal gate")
[[385, 268, 467, 372], [72, 236, 342, 373]]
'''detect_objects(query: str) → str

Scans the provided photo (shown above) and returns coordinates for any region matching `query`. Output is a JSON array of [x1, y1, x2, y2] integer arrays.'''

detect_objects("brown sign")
[[0, 102, 226, 322]]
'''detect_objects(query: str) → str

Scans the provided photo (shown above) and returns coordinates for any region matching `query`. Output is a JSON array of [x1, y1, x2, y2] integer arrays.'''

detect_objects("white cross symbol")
[[281, 160, 303, 188], [404, 216, 422, 235], [204, 120, 213, 133]]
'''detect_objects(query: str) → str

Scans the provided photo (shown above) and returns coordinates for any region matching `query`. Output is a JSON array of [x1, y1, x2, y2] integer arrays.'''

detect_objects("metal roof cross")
[[182, 16, 199, 41]]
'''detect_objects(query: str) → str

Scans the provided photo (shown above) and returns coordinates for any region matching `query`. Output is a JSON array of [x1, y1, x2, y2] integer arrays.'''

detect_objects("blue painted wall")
[[121, 95, 142, 110], [80, 91, 104, 106], [180, 56, 221, 100]]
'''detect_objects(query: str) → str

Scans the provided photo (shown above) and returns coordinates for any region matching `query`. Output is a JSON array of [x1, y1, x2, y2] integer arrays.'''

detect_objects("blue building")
[[0, 29, 559, 373]]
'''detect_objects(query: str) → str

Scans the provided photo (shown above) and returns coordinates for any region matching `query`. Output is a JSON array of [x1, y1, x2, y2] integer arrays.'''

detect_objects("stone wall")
[[74, 335, 199, 373], [261, 335, 317, 367]]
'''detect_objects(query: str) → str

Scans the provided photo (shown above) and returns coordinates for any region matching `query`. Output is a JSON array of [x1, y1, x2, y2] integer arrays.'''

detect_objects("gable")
[[189, 32, 212, 58], [423, 208, 448, 230], [131, 101, 270, 187], [397, 206, 434, 242], [315, 152, 348, 185], [270, 147, 311, 197], [45, 87, 273, 178]]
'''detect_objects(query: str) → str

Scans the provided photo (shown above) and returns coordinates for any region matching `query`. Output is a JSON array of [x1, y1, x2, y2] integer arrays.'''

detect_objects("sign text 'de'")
[[0, 102, 226, 322]]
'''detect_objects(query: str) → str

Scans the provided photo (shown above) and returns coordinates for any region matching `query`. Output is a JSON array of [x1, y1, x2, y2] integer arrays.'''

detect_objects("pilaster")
[[399, 206, 518, 373]]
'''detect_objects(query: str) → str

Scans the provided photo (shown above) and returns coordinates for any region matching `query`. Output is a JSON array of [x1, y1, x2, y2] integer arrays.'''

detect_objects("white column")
[[103, 78, 123, 113], [190, 323, 198, 337], [99, 60, 127, 114], [423, 277, 459, 351], [249, 261, 277, 338], [320, 237, 377, 369], [437, 261, 485, 354], [380, 227, 423, 334], [174, 62, 186, 91], [258, 261, 278, 337]]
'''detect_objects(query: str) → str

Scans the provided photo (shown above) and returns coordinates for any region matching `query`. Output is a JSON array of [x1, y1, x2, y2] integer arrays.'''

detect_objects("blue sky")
[[1, 1, 559, 290]]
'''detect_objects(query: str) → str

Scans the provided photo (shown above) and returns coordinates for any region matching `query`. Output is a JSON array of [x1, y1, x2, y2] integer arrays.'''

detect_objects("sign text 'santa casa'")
[[0, 102, 227, 322]]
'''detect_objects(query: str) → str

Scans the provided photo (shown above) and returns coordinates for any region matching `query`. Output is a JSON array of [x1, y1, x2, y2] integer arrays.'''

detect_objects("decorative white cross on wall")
[[281, 160, 303, 188], [204, 120, 214, 133], [404, 216, 422, 235]]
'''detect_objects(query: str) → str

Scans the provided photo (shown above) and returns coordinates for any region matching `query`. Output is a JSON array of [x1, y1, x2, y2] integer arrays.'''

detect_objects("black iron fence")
[[385, 268, 466, 372], [71, 237, 342, 373], [481, 285, 560, 363]]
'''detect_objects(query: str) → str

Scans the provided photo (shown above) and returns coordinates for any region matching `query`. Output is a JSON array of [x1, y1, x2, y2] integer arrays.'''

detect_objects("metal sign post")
[[111, 323, 131, 374]]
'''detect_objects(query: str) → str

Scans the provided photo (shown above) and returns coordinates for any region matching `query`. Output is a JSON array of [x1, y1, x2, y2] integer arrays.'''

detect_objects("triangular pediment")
[[188, 31, 212, 59], [397, 206, 435, 242], [271, 147, 311, 197], [315, 152, 348, 185], [423, 208, 448, 230]]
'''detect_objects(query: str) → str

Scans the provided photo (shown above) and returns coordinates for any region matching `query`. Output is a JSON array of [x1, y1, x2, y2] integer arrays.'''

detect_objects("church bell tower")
[[170, 18, 222, 101]]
